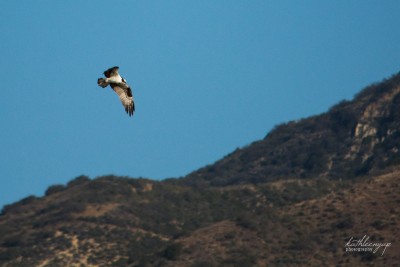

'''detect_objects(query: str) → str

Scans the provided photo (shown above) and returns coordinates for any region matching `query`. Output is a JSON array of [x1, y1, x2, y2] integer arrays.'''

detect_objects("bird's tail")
[[97, 78, 108, 88]]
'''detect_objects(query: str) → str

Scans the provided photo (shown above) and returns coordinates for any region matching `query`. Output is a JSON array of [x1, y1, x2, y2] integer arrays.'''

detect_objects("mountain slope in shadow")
[[1, 72, 400, 266]]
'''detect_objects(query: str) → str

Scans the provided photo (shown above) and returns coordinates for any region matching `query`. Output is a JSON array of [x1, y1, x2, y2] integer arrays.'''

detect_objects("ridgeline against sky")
[[1, 1, 400, 209], [1, 71, 400, 266]]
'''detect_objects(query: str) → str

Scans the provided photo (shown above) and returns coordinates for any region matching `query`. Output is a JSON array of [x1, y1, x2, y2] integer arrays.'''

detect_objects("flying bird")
[[97, 66, 135, 117]]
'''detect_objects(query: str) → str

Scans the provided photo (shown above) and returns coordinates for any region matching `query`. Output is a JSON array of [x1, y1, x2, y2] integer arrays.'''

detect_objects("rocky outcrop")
[[184, 72, 400, 186]]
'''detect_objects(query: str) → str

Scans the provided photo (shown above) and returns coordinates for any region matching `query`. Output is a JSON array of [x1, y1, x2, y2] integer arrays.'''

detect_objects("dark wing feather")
[[104, 66, 119, 78]]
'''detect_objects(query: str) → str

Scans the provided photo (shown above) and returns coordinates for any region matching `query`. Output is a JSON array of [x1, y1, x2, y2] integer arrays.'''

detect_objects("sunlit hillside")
[[1, 72, 400, 266]]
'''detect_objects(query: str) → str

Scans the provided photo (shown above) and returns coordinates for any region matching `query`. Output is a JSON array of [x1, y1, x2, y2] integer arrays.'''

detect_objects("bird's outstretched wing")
[[104, 66, 119, 78], [110, 83, 135, 116]]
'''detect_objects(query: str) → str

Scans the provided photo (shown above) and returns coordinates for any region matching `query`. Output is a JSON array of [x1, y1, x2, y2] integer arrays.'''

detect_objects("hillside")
[[184, 72, 400, 186], [1, 72, 400, 266]]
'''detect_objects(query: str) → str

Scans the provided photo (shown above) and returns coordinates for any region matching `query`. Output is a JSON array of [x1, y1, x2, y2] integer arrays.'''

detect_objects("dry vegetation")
[[0, 170, 398, 266], [1, 72, 400, 266]]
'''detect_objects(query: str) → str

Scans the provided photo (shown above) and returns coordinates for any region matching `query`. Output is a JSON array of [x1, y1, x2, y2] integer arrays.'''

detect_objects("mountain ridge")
[[183, 72, 400, 186], [1, 71, 400, 266]]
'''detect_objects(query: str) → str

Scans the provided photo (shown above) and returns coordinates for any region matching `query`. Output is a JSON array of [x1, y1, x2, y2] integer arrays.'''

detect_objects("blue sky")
[[1, 1, 400, 208]]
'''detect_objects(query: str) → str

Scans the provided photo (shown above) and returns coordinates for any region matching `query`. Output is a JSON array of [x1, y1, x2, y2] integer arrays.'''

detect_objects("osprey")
[[97, 66, 135, 117]]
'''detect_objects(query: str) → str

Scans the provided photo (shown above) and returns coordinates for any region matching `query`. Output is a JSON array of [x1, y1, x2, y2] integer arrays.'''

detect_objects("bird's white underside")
[[106, 74, 124, 84]]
